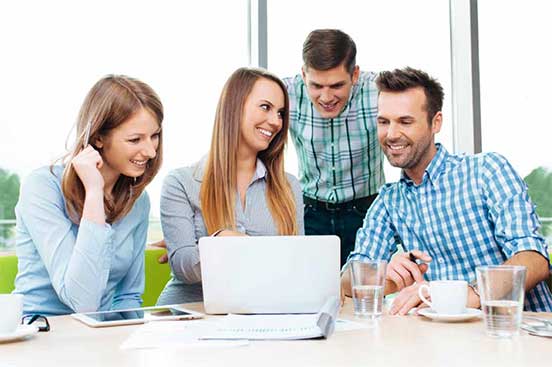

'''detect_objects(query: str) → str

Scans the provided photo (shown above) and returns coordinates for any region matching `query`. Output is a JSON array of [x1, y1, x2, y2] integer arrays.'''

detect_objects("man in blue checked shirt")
[[284, 29, 385, 266], [341, 67, 552, 313]]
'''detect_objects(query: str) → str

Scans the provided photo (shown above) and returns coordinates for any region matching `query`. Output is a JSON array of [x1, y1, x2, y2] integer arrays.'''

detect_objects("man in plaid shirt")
[[341, 67, 552, 313], [284, 29, 385, 266]]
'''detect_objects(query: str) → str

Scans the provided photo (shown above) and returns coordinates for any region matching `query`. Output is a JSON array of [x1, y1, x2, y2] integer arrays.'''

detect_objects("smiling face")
[[239, 78, 285, 157], [95, 107, 161, 182], [377, 87, 442, 182], [302, 63, 359, 119]]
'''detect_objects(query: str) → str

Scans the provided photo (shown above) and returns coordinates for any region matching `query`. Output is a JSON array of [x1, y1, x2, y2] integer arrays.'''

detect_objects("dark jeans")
[[304, 194, 378, 267]]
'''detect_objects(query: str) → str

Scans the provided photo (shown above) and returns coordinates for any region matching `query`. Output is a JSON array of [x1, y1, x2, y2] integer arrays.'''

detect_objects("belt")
[[303, 195, 376, 212]]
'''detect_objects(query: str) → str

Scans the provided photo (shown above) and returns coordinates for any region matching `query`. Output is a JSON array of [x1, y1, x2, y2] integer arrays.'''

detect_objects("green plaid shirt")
[[284, 71, 385, 204]]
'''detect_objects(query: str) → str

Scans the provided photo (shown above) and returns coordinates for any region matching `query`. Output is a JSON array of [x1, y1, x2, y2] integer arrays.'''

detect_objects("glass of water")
[[476, 265, 527, 337], [349, 260, 387, 319]]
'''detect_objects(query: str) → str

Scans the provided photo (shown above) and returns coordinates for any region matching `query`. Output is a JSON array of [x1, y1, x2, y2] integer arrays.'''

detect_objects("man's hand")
[[149, 240, 168, 264], [386, 250, 432, 293], [389, 281, 429, 315]]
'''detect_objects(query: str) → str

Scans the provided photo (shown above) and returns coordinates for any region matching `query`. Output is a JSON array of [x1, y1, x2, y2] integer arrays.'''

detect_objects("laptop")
[[198, 235, 340, 314]]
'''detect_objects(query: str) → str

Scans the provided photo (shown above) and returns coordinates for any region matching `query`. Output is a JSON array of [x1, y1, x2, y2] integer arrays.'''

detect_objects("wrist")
[[84, 188, 104, 199], [385, 279, 398, 295]]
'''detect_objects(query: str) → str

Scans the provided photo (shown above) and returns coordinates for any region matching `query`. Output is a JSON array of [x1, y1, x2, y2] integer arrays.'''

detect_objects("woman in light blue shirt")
[[157, 68, 304, 305], [13, 75, 163, 316]]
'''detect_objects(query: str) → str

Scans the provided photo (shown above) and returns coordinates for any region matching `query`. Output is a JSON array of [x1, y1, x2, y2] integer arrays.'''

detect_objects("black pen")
[[409, 252, 419, 264]]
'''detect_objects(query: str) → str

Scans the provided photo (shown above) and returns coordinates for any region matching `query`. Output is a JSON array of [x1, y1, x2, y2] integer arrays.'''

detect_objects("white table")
[[2, 300, 551, 367]]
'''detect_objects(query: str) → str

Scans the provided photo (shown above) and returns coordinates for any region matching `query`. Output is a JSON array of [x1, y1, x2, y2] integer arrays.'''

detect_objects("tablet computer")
[[72, 305, 203, 328]]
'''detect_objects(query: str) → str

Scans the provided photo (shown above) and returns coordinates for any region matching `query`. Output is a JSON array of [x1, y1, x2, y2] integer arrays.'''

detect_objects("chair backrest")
[[0, 254, 17, 294], [143, 247, 171, 306], [0, 248, 171, 305]]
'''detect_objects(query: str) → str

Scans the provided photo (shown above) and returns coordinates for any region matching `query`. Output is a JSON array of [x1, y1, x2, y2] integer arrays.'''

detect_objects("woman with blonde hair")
[[13, 75, 163, 315], [157, 67, 304, 305]]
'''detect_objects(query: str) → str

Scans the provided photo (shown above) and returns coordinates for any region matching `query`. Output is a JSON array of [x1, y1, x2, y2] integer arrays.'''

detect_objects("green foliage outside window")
[[525, 166, 552, 237], [0, 168, 20, 249]]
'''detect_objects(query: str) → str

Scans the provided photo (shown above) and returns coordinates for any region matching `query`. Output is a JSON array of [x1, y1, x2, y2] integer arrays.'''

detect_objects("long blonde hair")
[[59, 75, 163, 223], [200, 67, 298, 235]]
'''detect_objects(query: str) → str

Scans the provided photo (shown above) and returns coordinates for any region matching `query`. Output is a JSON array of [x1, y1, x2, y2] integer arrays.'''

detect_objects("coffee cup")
[[418, 280, 467, 315], [0, 294, 23, 333]]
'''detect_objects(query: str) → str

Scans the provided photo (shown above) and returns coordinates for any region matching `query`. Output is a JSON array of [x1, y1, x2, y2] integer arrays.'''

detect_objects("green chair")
[[0, 254, 18, 294], [142, 247, 171, 306], [0, 248, 171, 306]]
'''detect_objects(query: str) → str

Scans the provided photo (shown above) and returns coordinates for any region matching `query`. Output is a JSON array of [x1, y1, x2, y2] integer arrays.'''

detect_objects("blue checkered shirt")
[[349, 144, 552, 312], [283, 72, 385, 203]]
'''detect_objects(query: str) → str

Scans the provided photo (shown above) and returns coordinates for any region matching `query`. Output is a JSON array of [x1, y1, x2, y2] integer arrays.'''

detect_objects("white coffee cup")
[[0, 294, 23, 333], [418, 280, 467, 315]]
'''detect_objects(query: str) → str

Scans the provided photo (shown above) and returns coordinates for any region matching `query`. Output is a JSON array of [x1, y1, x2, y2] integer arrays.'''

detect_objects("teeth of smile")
[[258, 128, 273, 137], [131, 160, 147, 166], [389, 145, 406, 150]]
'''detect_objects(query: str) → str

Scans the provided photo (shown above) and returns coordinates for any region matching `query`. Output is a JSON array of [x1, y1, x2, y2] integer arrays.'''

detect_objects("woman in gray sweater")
[[157, 68, 304, 305]]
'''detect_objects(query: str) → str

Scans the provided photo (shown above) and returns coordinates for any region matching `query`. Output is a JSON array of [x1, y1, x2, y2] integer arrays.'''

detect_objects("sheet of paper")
[[200, 313, 323, 340], [120, 320, 249, 350]]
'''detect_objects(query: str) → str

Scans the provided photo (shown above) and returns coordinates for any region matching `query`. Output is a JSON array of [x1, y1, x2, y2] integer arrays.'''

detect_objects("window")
[[479, 1, 552, 238], [0, 0, 248, 250]]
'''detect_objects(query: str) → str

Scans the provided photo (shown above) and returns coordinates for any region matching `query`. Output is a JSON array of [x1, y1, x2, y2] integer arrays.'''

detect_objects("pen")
[[409, 252, 418, 263]]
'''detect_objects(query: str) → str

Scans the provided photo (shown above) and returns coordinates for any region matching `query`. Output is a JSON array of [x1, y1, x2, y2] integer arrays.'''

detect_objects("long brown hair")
[[200, 67, 298, 235], [60, 75, 163, 223]]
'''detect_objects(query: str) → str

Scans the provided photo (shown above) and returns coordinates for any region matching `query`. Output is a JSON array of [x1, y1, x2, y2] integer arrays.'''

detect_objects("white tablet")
[[71, 305, 204, 328]]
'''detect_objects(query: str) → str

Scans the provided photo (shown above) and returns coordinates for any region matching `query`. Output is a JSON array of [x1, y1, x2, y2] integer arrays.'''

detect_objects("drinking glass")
[[476, 265, 526, 337], [349, 260, 387, 318]]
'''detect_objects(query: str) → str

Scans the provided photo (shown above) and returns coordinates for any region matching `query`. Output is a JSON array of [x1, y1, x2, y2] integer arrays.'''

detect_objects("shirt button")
[[438, 258, 445, 264], [332, 166, 336, 171]]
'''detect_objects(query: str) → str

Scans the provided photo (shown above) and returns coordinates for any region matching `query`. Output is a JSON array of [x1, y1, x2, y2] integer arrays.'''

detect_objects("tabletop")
[[1, 300, 551, 367]]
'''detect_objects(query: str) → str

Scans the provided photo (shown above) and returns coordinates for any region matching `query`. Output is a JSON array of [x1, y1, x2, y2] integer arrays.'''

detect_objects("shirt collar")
[[400, 143, 448, 186], [193, 156, 267, 183]]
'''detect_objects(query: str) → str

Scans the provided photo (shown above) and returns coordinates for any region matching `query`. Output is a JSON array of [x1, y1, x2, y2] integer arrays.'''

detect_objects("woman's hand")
[[217, 230, 247, 237], [71, 145, 104, 194]]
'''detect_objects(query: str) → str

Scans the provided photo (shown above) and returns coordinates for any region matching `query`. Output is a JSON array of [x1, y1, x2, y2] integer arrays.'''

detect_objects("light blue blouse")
[[13, 166, 149, 316]]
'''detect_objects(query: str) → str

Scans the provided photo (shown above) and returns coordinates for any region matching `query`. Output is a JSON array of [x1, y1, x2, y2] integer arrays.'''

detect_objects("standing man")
[[284, 29, 385, 266], [341, 67, 552, 313]]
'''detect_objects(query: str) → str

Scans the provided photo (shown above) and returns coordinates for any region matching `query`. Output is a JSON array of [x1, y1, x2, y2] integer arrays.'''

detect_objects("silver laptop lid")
[[198, 235, 340, 314]]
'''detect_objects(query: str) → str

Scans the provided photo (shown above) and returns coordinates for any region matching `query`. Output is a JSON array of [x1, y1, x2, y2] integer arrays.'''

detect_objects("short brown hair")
[[302, 29, 357, 75], [376, 67, 444, 124]]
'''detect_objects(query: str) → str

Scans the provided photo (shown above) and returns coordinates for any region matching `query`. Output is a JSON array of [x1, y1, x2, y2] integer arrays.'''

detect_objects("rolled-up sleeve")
[[160, 171, 202, 284], [482, 153, 549, 260]]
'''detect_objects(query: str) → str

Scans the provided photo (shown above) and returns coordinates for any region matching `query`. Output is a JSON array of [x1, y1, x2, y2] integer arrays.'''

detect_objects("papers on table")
[[121, 297, 371, 349], [120, 320, 249, 350], [201, 296, 341, 340], [200, 313, 324, 340]]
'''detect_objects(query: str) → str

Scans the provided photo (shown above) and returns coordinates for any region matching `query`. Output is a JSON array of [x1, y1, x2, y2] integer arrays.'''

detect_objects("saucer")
[[0, 325, 39, 343], [418, 308, 482, 322]]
